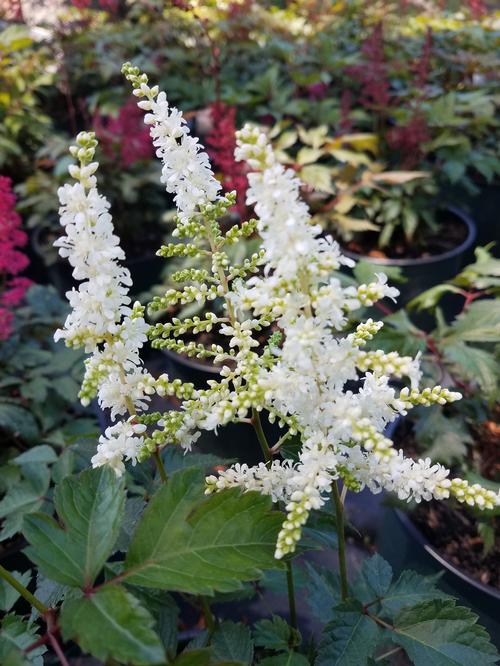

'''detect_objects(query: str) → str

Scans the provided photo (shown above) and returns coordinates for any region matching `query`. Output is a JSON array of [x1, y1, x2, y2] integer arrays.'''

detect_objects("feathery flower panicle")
[[54, 132, 156, 475], [122, 63, 221, 224], [0, 176, 31, 341], [229, 124, 493, 558], [54, 67, 500, 556]]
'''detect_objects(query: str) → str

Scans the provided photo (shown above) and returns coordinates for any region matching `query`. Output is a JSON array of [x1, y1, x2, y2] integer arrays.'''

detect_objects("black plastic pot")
[[161, 348, 282, 466], [468, 183, 500, 253], [342, 207, 477, 307], [377, 508, 500, 647], [375, 418, 500, 646], [442, 182, 500, 258]]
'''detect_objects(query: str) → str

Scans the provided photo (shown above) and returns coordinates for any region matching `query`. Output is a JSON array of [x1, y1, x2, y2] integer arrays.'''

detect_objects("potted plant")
[[6, 63, 500, 664], [270, 122, 477, 304], [371, 246, 500, 631]]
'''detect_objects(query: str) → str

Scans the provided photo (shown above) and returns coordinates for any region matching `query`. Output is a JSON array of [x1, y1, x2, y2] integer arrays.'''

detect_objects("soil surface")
[[394, 415, 500, 590], [343, 209, 469, 260]]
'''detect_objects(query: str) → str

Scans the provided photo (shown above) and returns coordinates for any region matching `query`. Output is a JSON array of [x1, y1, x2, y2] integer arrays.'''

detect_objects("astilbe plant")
[[0, 176, 31, 341], [51, 62, 499, 568], [206, 101, 248, 220], [93, 98, 153, 168]]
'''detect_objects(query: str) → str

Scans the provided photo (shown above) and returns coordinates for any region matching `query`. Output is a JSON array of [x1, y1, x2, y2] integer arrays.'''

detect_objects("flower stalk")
[[331, 482, 349, 601], [0, 563, 49, 615]]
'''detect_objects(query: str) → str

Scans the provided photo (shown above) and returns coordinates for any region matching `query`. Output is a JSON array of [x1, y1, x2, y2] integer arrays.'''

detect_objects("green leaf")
[[24, 466, 125, 587], [304, 562, 341, 622], [442, 344, 499, 397], [20, 378, 48, 402], [352, 554, 393, 603], [381, 571, 451, 615], [299, 165, 334, 193], [60, 585, 165, 665], [408, 284, 463, 312], [0, 403, 38, 442], [254, 616, 294, 651], [51, 449, 75, 484], [0, 615, 45, 665], [0, 483, 45, 519], [297, 147, 324, 165], [124, 468, 283, 594], [114, 496, 145, 552], [0, 464, 50, 541], [13, 446, 57, 466], [264, 652, 302, 664], [372, 310, 426, 357], [170, 648, 213, 666], [316, 600, 382, 666], [354, 261, 406, 288], [30, 574, 66, 620], [156, 596, 179, 659], [275, 130, 297, 151], [413, 409, 471, 465], [212, 621, 254, 665], [477, 522, 496, 556], [392, 599, 499, 664], [445, 301, 500, 343], [0, 572, 31, 612]]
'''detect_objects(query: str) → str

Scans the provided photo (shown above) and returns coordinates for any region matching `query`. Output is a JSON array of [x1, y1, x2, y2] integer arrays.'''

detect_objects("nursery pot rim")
[[395, 509, 500, 601], [341, 206, 476, 267]]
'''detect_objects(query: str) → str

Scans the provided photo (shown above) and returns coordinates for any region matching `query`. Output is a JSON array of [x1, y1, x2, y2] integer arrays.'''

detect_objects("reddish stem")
[[24, 632, 51, 654], [48, 633, 70, 666]]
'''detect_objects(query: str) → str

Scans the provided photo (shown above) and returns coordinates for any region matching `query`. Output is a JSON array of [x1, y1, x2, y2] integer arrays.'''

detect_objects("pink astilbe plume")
[[93, 99, 153, 168], [0, 0, 23, 20], [468, 0, 486, 19], [387, 113, 430, 168], [0, 176, 31, 341], [71, 0, 118, 11], [347, 22, 390, 111], [388, 30, 432, 168], [206, 101, 248, 220], [339, 89, 353, 133]]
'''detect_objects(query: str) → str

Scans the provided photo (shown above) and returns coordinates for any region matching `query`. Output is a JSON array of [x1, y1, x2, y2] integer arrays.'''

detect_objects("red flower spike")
[[0, 176, 31, 341], [94, 99, 153, 168], [205, 102, 249, 221]]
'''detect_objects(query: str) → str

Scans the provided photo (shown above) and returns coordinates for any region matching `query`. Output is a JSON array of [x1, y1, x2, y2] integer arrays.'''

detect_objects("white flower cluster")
[[122, 63, 221, 223], [55, 70, 500, 556], [54, 132, 157, 475], [219, 124, 494, 558]]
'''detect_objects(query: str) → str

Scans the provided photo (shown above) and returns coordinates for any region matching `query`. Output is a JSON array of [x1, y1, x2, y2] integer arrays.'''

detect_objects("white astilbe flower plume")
[[123, 65, 221, 223], [54, 132, 156, 475], [55, 69, 499, 555]]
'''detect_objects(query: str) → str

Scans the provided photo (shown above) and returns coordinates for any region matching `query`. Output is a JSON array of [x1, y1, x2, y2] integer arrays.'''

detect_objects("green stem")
[[0, 564, 49, 615], [375, 646, 402, 662], [200, 596, 216, 634], [286, 561, 298, 631], [251, 408, 272, 466], [153, 449, 168, 483], [331, 482, 348, 601]]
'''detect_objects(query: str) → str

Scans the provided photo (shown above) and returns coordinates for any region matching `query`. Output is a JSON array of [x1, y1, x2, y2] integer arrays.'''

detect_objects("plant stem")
[[0, 564, 48, 615], [251, 408, 272, 466], [375, 645, 402, 661], [286, 561, 298, 631], [331, 482, 348, 601], [200, 596, 216, 634], [153, 449, 168, 483], [48, 633, 70, 666]]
